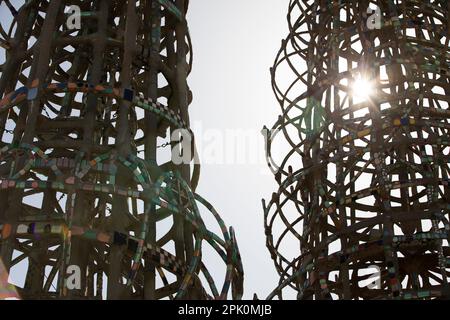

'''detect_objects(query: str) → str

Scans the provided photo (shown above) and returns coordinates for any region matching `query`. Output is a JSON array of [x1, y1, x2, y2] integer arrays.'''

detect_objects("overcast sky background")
[[187, 1, 289, 298]]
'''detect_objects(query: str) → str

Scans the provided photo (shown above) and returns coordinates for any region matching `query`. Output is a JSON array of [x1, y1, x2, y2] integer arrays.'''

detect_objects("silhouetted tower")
[[264, 0, 449, 299], [0, 0, 242, 299]]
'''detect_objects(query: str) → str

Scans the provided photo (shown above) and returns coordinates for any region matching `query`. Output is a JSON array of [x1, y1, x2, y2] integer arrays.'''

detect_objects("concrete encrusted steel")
[[264, 0, 449, 300], [0, 0, 243, 300]]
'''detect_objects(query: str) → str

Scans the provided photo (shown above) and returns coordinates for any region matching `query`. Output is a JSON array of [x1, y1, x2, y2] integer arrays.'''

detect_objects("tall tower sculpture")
[[264, 0, 449, 299], [0, 0, 243, 299]]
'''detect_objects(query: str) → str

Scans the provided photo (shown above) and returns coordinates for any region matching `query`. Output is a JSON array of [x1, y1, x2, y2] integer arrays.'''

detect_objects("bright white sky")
[[187, 0, 288, 298]]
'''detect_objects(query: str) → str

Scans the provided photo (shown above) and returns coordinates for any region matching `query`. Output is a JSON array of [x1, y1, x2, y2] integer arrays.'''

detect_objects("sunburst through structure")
[[0, 0, 243, 300], [264, 0, 449, 300]]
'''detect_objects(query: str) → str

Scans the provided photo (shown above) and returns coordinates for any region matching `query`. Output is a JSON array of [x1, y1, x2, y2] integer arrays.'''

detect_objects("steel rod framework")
[[0, 0, 243, 300], [264, 0, 449, 300]]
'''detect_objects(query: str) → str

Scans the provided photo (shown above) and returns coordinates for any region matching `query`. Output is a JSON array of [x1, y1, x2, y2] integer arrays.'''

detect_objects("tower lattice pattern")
[[0, 0, 243, 300], [264, 0, 449, 300]]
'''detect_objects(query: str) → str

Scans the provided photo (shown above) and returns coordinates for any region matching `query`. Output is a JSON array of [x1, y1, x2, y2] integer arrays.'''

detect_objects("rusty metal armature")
[[263, 0, 449, 300], [0, 0, 243, 300]]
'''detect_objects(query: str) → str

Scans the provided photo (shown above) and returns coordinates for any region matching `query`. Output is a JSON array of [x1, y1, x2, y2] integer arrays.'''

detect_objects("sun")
[[351, 76, 374, 103]]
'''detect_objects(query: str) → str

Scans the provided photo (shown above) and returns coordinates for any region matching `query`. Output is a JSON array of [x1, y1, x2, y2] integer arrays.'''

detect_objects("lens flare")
[[352, 76, 374, 103], [0, 259, 20, 300]]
